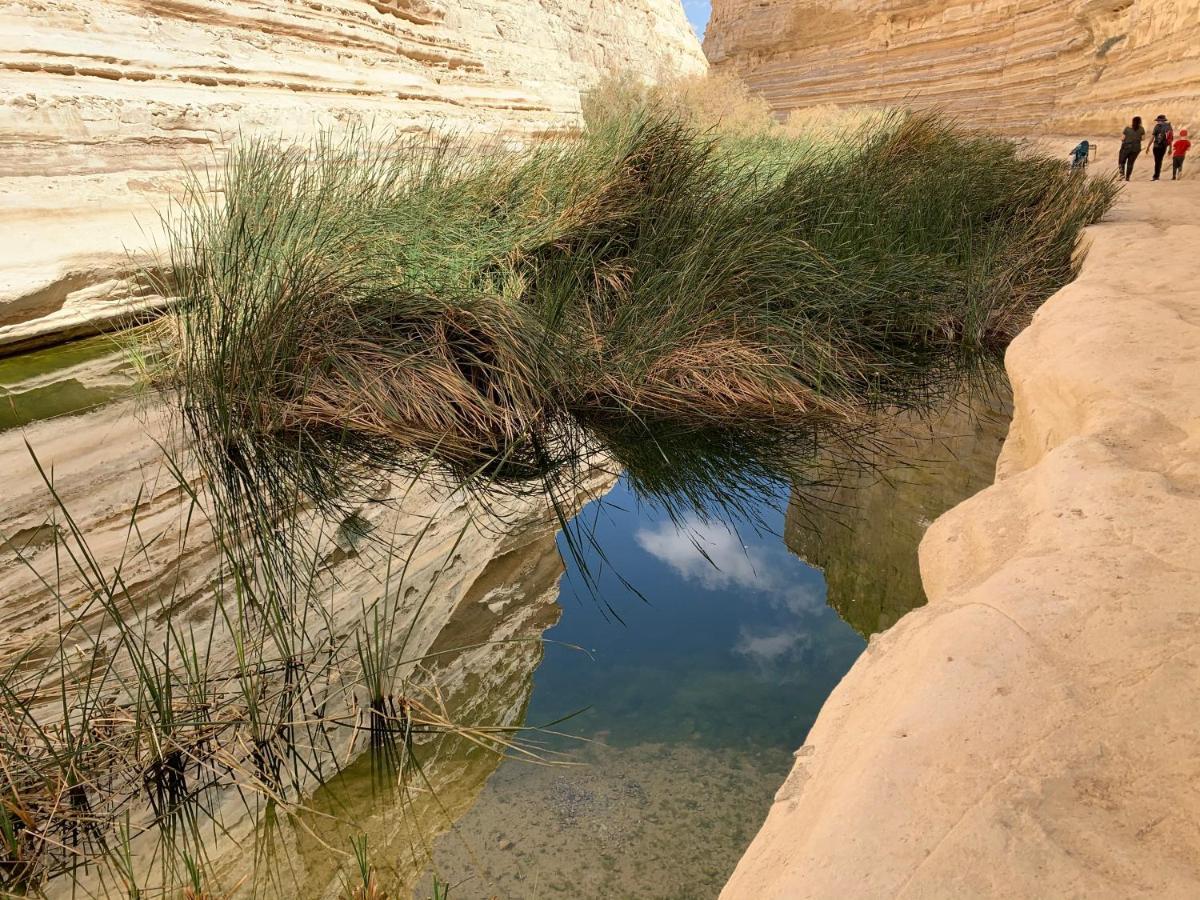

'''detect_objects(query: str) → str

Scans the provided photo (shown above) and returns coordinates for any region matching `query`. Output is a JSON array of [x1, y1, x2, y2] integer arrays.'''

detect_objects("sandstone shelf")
[[722, 172, 1200, 898]]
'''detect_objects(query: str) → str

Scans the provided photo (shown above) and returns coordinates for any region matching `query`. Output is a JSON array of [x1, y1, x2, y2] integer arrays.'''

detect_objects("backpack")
[[1154, 123, 1173, 149]]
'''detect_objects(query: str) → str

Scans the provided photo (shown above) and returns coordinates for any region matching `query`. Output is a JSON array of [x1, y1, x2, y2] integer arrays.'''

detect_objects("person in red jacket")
[[1173, 128, 1191, 180]]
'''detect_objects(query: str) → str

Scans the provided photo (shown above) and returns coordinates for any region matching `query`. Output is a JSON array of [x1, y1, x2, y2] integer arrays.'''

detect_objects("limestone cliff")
[[0, 0, 704, 351], [706, 1, 1200, 133]]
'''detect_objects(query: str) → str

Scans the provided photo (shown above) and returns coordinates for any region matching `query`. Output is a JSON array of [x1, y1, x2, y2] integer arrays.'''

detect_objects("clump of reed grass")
[[150, 105, 1116, 526], [582, 71, 886, 146], [0, 446, 573, 897]]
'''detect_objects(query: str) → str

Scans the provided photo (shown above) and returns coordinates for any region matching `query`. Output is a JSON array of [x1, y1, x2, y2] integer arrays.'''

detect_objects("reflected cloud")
[[634, 516, 821, 614], [735, 629, 808, 661]]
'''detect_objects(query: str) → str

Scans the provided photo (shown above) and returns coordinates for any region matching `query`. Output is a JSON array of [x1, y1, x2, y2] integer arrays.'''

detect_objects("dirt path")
[[722, 176, 1200, 898]]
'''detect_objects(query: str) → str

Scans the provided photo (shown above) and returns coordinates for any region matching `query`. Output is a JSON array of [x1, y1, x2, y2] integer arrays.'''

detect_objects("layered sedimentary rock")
[[0, 0, 704, 351], [723, 180, 1200, 897], [706, 1, 1200, 133]]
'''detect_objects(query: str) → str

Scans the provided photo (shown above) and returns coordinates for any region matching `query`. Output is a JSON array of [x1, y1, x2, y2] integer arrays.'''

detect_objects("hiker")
[[1070, 140, 1091, 169], [1119, 116, 1145, 181], [1150, 114, 1174, 180], [1173, 128, 1191, 179]]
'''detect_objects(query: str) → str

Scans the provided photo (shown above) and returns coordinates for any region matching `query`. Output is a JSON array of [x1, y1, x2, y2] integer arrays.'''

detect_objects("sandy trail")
[[723, 175, 1200, 898]]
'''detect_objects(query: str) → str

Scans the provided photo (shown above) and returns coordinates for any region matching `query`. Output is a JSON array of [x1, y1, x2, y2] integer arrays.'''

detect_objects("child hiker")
[[1070, 140, 1091, 169], [1173, 128, 1191, 180]]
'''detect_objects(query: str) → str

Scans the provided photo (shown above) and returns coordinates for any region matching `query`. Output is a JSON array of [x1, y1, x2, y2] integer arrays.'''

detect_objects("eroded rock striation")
[[722, 177, 1200, 898], [706, 1, 1200, 133], [0, 0, 704, 351]]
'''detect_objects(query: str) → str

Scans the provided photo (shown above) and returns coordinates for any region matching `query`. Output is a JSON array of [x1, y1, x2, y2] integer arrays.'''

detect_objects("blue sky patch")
[[683, 0, 711, 39]]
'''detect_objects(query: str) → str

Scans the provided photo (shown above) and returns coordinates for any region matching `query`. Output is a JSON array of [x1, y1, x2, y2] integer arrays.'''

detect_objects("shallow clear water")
[[416, 479, 866, 897], [2, 340, 1009, 899]]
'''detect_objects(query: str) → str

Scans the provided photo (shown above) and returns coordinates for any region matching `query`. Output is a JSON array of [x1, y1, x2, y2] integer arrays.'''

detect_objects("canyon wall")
[[706, 1, 1200, 133], [722, 167, 1200, 899], [0, 0, 704, 352]]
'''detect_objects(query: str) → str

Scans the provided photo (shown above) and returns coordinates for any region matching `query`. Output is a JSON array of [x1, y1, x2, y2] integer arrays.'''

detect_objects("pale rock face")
[[0, 382, 618, 896], [0, 0, 705, 350], [706, 0, 1200, 133], [721, 175, 1200, 899]]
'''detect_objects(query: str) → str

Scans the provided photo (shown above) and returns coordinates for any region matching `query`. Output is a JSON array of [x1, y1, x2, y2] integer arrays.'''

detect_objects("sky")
[[682, 0, 711, 40]]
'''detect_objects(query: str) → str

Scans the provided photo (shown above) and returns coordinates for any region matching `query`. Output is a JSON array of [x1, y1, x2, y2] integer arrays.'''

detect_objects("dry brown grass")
[[583, 71, 776, 134], [584, 71, 890, 147]]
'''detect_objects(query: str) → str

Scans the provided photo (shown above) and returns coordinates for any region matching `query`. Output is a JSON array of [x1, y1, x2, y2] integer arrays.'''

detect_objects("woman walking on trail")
[[1119, 116, 1145, 181], [1150, 114, 1174, 180]]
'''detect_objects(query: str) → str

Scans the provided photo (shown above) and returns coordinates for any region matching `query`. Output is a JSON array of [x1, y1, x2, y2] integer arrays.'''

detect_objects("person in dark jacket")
[[1070, 140, 1091, 169], [1119, 116, 1145, 181], [1150, 114, 1174, 180]]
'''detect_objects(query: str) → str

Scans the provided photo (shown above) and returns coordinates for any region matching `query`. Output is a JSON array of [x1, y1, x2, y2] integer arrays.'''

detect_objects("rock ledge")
[[723, 176, 1200, 898]]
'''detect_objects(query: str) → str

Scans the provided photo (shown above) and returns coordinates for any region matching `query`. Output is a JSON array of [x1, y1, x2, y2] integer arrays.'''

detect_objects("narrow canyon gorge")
[[700, 7, 1200, 896], [5, 3, 1200, 898]]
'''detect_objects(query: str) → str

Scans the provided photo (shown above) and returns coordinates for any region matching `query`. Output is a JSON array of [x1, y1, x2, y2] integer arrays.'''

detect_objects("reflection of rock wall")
[[724, 182, 1200, 899], [226, 524, 573, 898], [1, 388, 613, 896], [705, 1, 1200, 133], [786, 385, 1010, 637], [0, 0, 705, 350], [0, 397, 562, 672], [0, 334, 134, 429]]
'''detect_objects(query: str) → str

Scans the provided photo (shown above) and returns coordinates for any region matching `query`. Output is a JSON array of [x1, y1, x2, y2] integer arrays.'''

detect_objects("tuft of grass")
[[0, 441, 580, 896], [583, 71, 779, 135], [149, 104, 1116, 529], [583, 72, 885, 147]]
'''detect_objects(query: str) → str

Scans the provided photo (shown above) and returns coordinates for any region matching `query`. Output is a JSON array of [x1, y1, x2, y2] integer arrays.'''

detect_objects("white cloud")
[[735, 629, 803, 661], [732, 627, 817, 677], [634, 515, 821, 614]]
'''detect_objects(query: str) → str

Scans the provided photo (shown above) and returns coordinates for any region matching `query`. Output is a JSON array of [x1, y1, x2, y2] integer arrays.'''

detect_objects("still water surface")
[[1, 339, 1009, 899], [420, 479, 863, 897], [412, 389, 1009, 897]]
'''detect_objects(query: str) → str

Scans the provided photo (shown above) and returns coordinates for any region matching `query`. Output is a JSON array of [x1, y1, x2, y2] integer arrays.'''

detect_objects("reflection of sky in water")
[[525, 477, 865, 752]]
